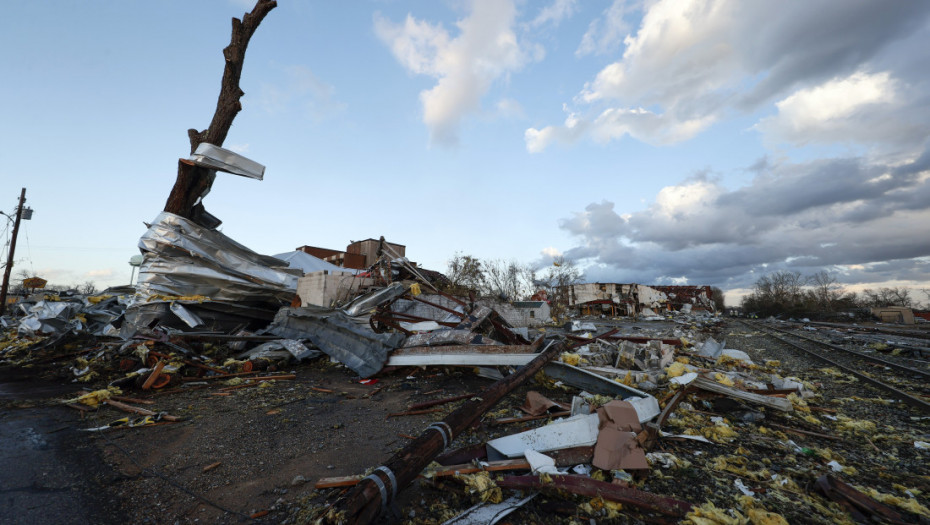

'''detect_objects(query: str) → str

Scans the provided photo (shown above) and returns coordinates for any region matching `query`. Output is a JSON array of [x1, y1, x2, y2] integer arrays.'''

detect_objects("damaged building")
[[561, 282, 717, 317]]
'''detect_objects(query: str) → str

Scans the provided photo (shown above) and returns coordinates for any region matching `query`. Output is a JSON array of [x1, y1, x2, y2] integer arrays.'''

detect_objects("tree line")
[[442, 253, 583, 316], [741, 270, 928, 318]]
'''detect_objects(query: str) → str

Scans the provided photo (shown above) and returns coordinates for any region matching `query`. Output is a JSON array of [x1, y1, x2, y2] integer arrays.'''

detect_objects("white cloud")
[[754, 71, 914, 147], [529, 0, 930, 153], [530, 0, 578, 29], [375, 0, 535, 146], [577, 0, 634, 57]]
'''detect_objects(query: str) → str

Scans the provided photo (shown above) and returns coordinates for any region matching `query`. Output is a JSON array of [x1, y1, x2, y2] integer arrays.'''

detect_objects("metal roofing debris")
[[267, 306, 404, 378], [188, 143, 265, 180], [136, 212, 300, 304], [272, 250, 355, 276]]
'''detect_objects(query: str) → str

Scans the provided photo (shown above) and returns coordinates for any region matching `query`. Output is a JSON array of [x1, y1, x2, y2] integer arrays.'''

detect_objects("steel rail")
[[764, 323, 930, 381], [740, 320, 930, 415]]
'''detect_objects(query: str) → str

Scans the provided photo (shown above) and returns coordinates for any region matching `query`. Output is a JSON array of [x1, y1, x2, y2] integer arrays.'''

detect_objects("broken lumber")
[[692, 376, 793, 412], [488, 411, 571, 426], [104, 400, 181, 422], [141, 360, 166, 390], [323, 338, 566, 524], [815, 474, 909, 523], [407, 393, 475, 411], [497, 474, 692, 518]]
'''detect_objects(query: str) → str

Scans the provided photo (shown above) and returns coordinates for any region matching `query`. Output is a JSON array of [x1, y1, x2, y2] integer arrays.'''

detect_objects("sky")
[[1, 0, 929, 306]]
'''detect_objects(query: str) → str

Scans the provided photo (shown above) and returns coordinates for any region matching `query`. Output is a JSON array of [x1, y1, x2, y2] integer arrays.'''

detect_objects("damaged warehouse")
[[2, 2, 929, 525]]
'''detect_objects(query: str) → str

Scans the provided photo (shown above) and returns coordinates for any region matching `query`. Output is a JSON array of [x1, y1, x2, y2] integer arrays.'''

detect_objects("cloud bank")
[[559, 151, 930, 290]]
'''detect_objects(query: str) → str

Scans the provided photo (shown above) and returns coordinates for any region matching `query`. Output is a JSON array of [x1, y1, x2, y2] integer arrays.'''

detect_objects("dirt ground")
[[3, 319, 930, 524]]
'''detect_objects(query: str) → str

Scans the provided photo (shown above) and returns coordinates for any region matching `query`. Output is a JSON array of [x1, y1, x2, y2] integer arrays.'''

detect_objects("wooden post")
[[0, 188, 26, 316], [324, 339, 566, 524], [163, 0, 277, 220]]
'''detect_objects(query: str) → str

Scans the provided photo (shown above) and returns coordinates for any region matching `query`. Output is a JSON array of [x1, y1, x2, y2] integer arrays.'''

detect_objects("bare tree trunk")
[[163, 0, 277, 220]]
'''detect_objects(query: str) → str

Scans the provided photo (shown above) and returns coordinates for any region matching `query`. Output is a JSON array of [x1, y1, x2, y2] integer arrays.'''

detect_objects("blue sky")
[[2, 0, 929, 306]]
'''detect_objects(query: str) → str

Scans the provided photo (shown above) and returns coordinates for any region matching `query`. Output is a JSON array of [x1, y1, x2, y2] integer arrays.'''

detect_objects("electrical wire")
[[22, 223, 35, 276]]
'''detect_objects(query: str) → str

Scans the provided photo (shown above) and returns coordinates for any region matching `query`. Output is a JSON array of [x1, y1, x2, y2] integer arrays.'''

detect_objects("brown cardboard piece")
[[593, 400, 649, 470], [519, 391, 568, 416]]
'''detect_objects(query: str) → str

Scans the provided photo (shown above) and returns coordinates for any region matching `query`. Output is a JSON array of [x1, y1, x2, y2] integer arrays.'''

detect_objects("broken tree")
[[163, 0, 277, 222]]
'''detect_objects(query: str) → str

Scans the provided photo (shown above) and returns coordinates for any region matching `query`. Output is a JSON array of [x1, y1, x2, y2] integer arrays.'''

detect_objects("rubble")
[[2, 4, 927, 522]]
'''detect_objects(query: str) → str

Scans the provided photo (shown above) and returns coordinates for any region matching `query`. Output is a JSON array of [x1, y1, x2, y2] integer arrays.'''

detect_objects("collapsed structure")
[[561, 282, 716, 317]]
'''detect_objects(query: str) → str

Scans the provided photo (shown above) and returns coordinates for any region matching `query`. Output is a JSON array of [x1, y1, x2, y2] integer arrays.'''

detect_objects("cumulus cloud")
[[529, 0, 930, 152], [375, 0, 535, 145], [558, 151, 930, 290]]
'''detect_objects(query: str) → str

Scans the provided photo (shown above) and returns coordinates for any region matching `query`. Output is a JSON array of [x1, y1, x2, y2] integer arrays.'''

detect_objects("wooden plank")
[[141, 360, 165, 390], [691, 377, 793, 412], [314, 460, 532, 490], [105, 399, 181, 422]]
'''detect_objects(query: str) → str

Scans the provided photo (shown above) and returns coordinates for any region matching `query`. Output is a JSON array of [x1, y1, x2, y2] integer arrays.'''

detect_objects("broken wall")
[[296, 271, 373, 308]]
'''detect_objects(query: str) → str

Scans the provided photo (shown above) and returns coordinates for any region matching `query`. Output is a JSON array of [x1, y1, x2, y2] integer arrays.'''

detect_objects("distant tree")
[[482, 259, 535, 301], [741, 270, 806, 317], [859, 287, 914, 308], [79, 281, 98, 295], [808, 270, 843, 312], [446, 253, 485, 295], [710, 287, 725, 312], [538, 256, 583, 319]]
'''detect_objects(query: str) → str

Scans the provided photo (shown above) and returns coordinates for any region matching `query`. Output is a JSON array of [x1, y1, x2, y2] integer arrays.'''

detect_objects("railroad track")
[[739, 319, 930, 414]]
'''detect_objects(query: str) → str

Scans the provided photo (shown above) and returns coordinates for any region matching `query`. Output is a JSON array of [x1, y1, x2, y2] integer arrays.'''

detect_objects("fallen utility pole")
[[0, 187, 27, 316], [323, 338, 566, 524]]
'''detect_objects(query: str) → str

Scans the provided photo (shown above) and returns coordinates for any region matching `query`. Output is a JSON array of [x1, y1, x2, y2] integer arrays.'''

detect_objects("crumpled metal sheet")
[[268, 307, 404, 378], [16, 300, 81, 336], [402, 330, 502, 348], [119, 300, 277, 339], [237, 339, 321, 362], [189, 143, 265, 180], [135, 212, 300, 304], [342, 282, 407, 317]]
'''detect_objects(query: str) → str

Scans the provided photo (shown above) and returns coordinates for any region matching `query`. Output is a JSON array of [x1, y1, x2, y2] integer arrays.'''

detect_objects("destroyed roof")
[[272, 250, 357, 275]]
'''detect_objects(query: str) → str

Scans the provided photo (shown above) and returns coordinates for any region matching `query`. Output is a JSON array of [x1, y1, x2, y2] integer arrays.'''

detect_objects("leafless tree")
[[445, 252, 485, 295], [79, 281, 98, 295], [859, 287, 914, 307], [482, 259, 535, 301], [808, 270, 843, 311], [538, 256, 584, 318]]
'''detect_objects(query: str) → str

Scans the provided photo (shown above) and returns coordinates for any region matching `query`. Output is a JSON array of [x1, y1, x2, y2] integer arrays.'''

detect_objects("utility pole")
[[0, 188, 27, 316]]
